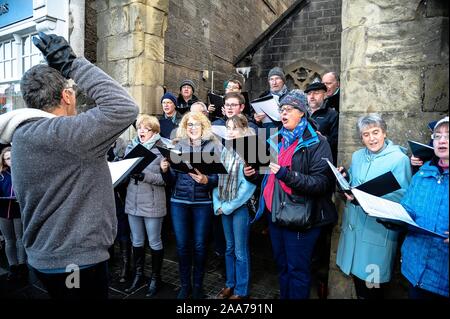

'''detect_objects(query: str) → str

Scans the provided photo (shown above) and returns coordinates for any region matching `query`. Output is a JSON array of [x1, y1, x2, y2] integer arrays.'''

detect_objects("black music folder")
[[211, 128, 274, 169], [123, 143, 158, 175], [156, 145, 228, 175], [408, 140, 434, 162], [241, 91, 252, 116], [207, 92, 224, 118], [323, 158, 401, 197]]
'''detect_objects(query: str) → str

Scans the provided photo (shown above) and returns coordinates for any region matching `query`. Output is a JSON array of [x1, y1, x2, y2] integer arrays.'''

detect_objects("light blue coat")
[[336, 140, 412, 283], [213, 150, 256, 215]]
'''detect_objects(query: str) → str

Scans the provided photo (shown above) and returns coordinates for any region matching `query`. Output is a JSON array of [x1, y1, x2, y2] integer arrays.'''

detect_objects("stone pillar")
[[96, 0, 168, 119], [328, 0, 448, 299]]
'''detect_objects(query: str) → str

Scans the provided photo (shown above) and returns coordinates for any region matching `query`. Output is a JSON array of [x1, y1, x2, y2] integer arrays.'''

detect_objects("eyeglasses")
[[187, 123, 201, 128], [224, 103, 240, 109], [138, 128, 152, 133], [279, 105, 295, 113], [431, 133, 449, 141]]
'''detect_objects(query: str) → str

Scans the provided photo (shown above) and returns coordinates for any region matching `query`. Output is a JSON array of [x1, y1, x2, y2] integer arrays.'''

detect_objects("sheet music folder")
[[109, 157, 145, 188], [207, 92, 224, 118], [408, 140, 434, 161], [123, 143, 158, 175], [211, 126, 273, 169], [351, 188, 446, 239], [250, 95, 280, 123], [323, 158, 401, 197], [156, 145, 228, 175]]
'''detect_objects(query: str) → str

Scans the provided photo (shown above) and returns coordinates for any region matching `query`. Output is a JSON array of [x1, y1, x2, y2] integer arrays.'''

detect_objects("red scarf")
[[263, 139, 298, 212]]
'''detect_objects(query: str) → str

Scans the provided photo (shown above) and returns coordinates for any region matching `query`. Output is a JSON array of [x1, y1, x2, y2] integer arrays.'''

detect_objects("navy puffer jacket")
[[162, 138, 220, 202]]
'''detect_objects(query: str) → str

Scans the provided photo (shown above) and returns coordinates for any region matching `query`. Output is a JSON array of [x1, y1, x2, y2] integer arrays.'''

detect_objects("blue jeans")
[[268, 214, 321, 299], [171, 201, 212, 291], [221, 205, 251, 296]]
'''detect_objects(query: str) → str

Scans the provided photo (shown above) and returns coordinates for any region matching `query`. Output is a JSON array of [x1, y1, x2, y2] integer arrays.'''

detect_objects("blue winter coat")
[[336, 140, 412, 283], [400, 160, 449, 297]]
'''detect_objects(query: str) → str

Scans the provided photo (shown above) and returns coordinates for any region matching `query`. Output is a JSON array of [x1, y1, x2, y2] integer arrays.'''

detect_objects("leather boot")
[[16, 263, 29, 285], [125, 246, 146, 293], [119, 240, 131, 283], [6, 264, 18, 281], [146, 249, 164, 297]]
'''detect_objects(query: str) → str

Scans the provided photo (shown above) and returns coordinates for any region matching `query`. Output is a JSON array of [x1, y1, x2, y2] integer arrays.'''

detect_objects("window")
[[22, 34, 42, 74], [0, 38, 17, 81]]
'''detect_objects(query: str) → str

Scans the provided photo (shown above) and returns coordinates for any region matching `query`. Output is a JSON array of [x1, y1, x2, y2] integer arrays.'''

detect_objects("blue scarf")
[[280, 117, 307, 149]]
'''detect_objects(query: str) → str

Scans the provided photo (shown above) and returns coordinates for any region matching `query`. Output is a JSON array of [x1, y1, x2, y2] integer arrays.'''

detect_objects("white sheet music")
[[251, 97, 280, 123], [108, 158, 142, 187], [351, 188, 417, 224], [211, 125, 229, 140]]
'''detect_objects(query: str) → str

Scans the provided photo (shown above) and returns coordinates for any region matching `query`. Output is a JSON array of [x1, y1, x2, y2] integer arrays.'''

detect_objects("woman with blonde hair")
[[124, 114, 166, 298], [161, 111, 221, 299]]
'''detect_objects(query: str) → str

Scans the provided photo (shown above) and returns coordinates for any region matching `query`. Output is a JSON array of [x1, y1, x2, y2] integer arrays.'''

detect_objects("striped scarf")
[[218, 148, 242, 201]]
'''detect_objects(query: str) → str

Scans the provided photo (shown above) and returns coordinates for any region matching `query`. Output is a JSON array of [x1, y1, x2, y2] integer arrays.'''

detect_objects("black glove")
[[32, 32, 77, 78], [131, 173, 145, 182]]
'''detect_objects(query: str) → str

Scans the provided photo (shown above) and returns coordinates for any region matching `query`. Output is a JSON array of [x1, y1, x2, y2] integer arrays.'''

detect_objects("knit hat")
[[268, 67, 286, 83], [279, 89, 308, 113], [160, 92, 177, 105], [304, 82, 327, 93], [434, 116, 449, 133], [179, 79, 195, 93]]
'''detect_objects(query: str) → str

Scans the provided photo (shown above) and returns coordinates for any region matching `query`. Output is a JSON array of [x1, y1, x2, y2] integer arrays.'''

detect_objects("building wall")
[[242, 0, 342, 99], [163, 0, 296, 106]]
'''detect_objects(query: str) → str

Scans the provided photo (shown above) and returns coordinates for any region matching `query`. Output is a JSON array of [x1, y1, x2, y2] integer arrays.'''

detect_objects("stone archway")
[[284, 60, 328, 90]]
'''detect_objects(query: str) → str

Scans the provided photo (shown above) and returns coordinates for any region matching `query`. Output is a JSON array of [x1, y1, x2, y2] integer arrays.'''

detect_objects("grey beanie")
[[179, 79, 195, 93], [268, 67, 286, 82]]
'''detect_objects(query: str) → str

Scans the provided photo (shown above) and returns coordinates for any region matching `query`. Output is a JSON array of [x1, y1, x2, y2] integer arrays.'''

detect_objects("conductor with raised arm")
[[0, 33, 139, 299]]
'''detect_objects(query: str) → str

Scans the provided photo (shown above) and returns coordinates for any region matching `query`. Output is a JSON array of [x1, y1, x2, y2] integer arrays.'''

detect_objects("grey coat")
[[3, 58, 139, 270], [125, 144, 166, 218]]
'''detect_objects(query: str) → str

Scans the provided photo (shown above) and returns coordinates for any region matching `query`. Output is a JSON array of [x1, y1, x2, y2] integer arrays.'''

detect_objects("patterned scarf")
[[132, 133, 161, 150], [280, 117, 307, 149], [218, 148, 243, 201]]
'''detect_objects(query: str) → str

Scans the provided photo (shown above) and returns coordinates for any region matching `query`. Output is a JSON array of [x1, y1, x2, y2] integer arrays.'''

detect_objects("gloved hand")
[[131, 173, 145, 182], [32, 32, 77, 78]]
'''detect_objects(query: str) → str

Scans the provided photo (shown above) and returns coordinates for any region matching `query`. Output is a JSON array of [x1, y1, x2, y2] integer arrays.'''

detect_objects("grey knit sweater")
[[6, 58, 138, 270]]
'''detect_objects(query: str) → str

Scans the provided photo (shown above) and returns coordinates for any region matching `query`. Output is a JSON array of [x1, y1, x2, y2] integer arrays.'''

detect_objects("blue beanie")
[[161, 92, 177, 105], [279, 89, 308, 113]]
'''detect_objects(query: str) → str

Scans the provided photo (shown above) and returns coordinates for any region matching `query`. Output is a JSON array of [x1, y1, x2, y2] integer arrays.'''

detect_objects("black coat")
[[245, 123, 338, 228], [176, 94, 199, 115], [310, 102, 339, 164]]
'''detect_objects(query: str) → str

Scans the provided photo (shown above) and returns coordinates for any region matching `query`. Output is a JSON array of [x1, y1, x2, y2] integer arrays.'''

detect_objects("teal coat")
[[336, 140, 412, 283]]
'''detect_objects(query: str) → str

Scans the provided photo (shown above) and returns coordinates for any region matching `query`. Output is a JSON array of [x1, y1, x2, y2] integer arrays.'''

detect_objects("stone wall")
[[242, 0, 342, 99], [85, 0, 97, 63], [163, 0, 295, 107], [95, 0, 169, 117], [328, 0, 449, 299]]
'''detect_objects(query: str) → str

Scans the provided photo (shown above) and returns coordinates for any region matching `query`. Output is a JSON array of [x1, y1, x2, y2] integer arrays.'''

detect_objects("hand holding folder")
[[408, 140, 434, 162], [156, 145, 228, 175]]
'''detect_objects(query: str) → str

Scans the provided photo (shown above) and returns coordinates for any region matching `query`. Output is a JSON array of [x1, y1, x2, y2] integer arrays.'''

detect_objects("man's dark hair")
[[20, 64, 67, 111], [224, 92, 245, 105]]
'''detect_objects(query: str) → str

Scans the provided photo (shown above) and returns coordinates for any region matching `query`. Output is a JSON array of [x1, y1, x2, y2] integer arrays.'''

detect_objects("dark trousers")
[[32, 260, 109, 299], [268, 214, 321, 299]]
